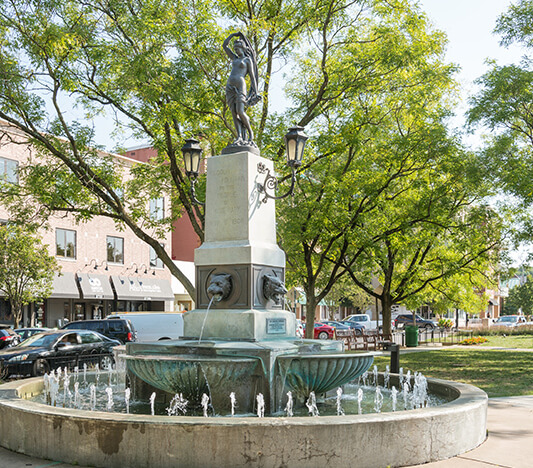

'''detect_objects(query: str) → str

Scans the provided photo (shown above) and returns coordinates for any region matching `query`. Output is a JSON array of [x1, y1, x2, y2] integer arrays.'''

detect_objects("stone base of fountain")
[[0, 374, 488, 468]]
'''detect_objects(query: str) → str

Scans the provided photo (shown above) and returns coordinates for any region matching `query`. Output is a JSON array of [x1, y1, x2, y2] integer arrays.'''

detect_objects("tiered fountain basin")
[[125, 339, 374, 414], [0, 372, 487, 468]]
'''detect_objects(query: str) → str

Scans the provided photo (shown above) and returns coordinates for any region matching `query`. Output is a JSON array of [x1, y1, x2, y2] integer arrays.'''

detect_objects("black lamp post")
[[181, 138, 205, 206], [257, 126, 308, 203]]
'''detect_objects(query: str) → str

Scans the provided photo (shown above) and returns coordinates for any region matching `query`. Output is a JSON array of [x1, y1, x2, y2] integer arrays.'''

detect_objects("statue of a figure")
[[223, 32, 261, 148]]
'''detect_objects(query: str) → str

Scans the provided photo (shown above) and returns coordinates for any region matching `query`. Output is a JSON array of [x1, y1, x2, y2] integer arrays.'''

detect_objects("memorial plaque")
[[266, 318, 286, 334]]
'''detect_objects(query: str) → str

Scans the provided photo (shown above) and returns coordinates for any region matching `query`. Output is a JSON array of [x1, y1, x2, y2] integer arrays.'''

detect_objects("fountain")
[[124, 32, 374, 415], [0, 31, 488, 468]]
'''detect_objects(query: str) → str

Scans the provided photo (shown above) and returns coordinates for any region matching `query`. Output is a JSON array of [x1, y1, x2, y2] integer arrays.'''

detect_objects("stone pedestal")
[[184, 150, 291, 341]]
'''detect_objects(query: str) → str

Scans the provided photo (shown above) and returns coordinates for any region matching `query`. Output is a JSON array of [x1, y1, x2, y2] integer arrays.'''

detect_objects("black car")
[[394, 314, 436, 330], [0, 328, 20, 349], [0, 330, 120, 377], [339, 320, 365, 335], [62, 319, 136, 344]]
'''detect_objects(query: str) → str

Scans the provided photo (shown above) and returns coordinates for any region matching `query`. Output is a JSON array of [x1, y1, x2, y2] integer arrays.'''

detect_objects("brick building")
[[0, 123, 174, 327]]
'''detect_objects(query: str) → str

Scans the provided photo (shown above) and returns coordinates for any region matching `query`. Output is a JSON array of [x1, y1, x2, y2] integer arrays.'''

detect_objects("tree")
[[468, 1, 533, 243], [0, 225, 57, 328], [277, 0, 476, 337], [503, 276, 533, 315], [0, 0, 389, 299], [278, 1, 503, 336]]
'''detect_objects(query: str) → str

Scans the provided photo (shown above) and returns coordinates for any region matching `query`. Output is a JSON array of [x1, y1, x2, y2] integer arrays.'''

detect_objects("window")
[[107, 236, 124, 264], [149, 244, 164, 269], [79, 331, 102, 344], [149, 197, 164, 220], [0, 157, 18, 184], [56, 229, 76, 259], [108, 321, 125, 332]]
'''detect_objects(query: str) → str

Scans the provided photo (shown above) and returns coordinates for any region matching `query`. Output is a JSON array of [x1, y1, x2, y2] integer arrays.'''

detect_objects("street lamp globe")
[[284, 126, 308, 168], [181, 138, 203, 178]]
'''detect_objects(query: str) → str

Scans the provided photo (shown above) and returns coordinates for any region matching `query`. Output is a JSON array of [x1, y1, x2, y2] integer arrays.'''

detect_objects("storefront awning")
[[77, 273, 114, 300], [50, 272, 81, 299], [110, 275, 174, 301]]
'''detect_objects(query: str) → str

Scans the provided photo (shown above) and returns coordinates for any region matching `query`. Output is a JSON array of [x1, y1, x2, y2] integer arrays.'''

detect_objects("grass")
[[478, 334, 533, 348], [373, 347, 533, 397]]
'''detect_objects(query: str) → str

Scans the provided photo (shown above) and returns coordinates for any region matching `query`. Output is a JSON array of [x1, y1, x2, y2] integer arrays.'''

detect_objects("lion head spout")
[[207, 273, 233, 302], [263, 274, 287, 305]]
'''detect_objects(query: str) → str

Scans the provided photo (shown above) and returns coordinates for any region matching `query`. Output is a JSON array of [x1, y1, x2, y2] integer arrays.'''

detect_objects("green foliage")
[[465, 325, 533, 336], [503, 277, 533, 315], [0, 225, 57, 328], [276, 0, 499, 336], [495, 0, 533, 48], [468, 1, 533, 257]]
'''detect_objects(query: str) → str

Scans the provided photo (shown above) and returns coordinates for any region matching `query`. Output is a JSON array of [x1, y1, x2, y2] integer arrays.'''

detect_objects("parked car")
[[62, 319, 136, 344], [493, 315, 532, 328], [343, 314, 374, 330], [106, 312, 184, 341], [321, 320, 351, 330], [0, 328, 20, 349], [0, 330, 120, 377], [394, 314, 436, 330], [339, 320, 365, 335], [302, 322, 336, 340], [14, 328, 50, 341]]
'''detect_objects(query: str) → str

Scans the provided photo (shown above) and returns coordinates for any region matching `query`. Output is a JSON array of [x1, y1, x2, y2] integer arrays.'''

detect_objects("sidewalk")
[[1, 396, 532, 468], [411, 396, 533, 468]]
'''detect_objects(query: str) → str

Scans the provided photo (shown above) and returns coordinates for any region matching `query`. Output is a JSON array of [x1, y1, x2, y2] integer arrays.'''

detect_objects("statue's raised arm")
[[223, 32, 262, 153]]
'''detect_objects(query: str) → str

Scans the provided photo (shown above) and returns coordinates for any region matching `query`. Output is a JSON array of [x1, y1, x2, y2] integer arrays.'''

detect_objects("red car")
[[0, 328, 21, 349], [302, 322, 336, 340]]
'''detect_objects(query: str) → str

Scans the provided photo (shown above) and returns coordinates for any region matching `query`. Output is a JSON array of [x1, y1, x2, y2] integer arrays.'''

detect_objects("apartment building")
[[0, 122, 174, 327]]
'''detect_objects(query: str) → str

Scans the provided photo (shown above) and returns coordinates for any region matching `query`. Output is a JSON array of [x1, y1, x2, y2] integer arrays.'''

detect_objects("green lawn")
[[373, 347, 533, 397], [478, 334, 533, 349]]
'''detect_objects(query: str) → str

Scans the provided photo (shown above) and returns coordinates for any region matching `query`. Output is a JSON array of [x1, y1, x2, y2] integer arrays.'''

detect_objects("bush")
[[460, 336, 488, 345], [463, 326, 533, 336], [438, 318, 453, 329]]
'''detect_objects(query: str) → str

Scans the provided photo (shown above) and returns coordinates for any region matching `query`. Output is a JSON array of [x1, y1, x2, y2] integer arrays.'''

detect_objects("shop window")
[[107, 236, 124, 264], [149, 197, 164, 220], [0, 157, 18, 184], [149, 244, 164, 269], [56, 229, 76, 259]]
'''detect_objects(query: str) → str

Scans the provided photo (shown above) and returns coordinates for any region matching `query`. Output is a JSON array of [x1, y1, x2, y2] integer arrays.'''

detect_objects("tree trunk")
[[11, 301, 22, 329], [380, 293, 393, 335], [305, 295, 318, 339]]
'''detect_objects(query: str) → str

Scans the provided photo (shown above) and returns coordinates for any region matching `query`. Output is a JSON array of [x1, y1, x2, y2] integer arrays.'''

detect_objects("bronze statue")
[[223, 32, 261, 148]]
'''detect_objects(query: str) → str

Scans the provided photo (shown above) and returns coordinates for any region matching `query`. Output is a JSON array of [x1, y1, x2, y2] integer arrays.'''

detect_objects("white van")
[[106, 312, 184, 342]]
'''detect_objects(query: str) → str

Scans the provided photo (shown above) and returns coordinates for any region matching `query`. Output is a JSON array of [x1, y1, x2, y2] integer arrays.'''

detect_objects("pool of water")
[[29, 366, 452, 417]]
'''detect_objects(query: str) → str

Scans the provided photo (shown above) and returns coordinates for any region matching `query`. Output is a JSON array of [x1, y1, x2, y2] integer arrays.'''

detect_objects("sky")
[[418, 0, 526, 146], [417, 0, 531, 265]]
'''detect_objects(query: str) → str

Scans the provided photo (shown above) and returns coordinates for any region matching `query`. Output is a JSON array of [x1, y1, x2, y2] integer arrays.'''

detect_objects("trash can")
[[405, 325, 419, 347]]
